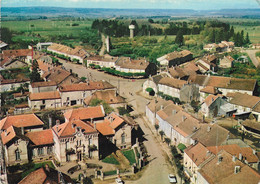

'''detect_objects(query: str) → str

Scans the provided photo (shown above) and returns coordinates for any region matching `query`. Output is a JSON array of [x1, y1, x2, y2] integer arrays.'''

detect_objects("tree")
[[245, 32, 250, 44], [154, 124, 159, 134], [159, 130, 165, 140], [175, 30, 184, 46], [148, 18, 154, 23], [165, 137, 171, 146], [30, 59, 42, 82], [208, 29, 216, 43]]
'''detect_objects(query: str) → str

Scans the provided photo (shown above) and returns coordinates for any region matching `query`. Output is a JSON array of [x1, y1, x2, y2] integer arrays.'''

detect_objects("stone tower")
[[129, 24, 135, 38]]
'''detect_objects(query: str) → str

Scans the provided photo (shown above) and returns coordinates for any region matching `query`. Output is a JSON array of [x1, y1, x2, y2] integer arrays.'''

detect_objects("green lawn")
[[103, 170, 117, 176], [102, 154, 119, 165], [21, 161, 55, 178], [121, 149, 136, 165]]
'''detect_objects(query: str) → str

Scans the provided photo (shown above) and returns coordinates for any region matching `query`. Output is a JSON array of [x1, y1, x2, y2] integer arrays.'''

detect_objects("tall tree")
[[175, 29, 184, 46], [245, 32, 250, 44], [30, 59, 42, 82], [208, 29, 216, 43]]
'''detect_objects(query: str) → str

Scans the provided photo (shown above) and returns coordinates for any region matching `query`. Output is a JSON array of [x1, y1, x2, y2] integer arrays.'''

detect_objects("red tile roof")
[[158, 77, 187, 89], [29, 91, 61, 101], [64, 106, 105, 122], [0, 114, 44, 130], [13, 92, 29, 98], [207, 144, 258, 163], [200, 86, 218, 94], [84, 90, 125, 105], [53, 119, 97, 137], [31, 81, 57, 88], [96, 121, 115, 136], [1, 126, 28, 145], [3, 49, 32, 57], [203, 94, 222, 107], [59, 81, 115, 92], [227, 92, 260, 109], [116, 57, 150, 70], [26, 129, 54, 146]]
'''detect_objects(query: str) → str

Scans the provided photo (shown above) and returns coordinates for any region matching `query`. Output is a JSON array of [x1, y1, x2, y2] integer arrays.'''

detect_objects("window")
[[32, 149, 35, 157], [38, 148, 44, 155], [15, 149, 20, 161], [47, 147, 53, 154], [65, 141, 69, 149], [42, 100, 45, 104], [121, 133, 126, 144], [88, 138, 92, 145], [67, 97, 70, 101]]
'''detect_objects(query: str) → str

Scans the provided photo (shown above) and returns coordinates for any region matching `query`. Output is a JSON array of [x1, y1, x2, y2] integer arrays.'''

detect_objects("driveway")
[[244, 49, 260, 68], [59, 60, 176, 184]]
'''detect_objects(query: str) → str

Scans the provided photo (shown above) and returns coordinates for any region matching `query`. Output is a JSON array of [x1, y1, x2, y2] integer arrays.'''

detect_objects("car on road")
[[168, 174, 177, 183], [115, 177, 124, 184]]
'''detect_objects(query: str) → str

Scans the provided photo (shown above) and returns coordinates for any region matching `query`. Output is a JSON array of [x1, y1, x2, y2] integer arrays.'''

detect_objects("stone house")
[[142, 73, 168, 96], [115, 57, 157, 76], [1, 126, 29, 166], [29, 81, 57, 93], [63, 106, 105, 123], [26, 129, 54, 162], [197, 150, 260, 184], [196, 55, 218, 73], [2, 49, 32, 64], [52, 119, 99, 162], [158, 77, 187, 99], [168, 62, 200, 80], [189, 74, 257, 96], [252, 102, 260, 122], [96, 113, 134, 150], [157, 50, 193, 68], [0, 114, 44, 132], [0, 78, 30, 92], [86, 55, 118, 68], [42, 67, 79, 86], [0, 57, 28, 69], [219, 56, 234, 68], [180, 84, 200, 103], [84, 90, 126, 109], [28, 91, 62, 110], [199, 86, 219, 102], [59, 81, 115, 107]]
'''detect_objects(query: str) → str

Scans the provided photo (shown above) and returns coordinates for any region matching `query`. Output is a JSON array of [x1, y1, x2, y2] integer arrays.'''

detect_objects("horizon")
[[2, 0, 260, 10]]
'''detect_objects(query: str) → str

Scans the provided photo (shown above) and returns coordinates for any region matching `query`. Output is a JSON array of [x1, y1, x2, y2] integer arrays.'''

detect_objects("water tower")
[[129, 24, 135, 38]]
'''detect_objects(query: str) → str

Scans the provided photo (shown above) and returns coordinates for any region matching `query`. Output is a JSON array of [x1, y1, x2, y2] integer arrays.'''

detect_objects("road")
[[60, 61, 175, 184], [244, 49, 260, 68]]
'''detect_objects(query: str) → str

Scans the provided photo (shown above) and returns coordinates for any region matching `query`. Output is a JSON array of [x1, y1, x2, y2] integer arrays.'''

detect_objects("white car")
[[115, 178, 124, 184], [168, 174, 177, 183]]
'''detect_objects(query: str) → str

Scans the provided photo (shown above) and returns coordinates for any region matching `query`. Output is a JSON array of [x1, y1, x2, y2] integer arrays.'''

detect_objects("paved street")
[[60, 60, 176, 184]]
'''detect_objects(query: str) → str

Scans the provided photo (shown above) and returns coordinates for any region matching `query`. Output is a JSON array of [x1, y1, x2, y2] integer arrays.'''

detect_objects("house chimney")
[[4, 130, 7, 137], [239, 153, 242, 160], [207, 126, 211, 132], [21, 127, 24, 135], [217, 155, 223, 164], [94, 122, 96, 130], [232, 155, 236, 162]]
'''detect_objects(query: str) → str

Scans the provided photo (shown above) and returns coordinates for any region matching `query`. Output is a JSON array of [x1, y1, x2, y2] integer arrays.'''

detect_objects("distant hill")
[[1, 7, 260, 18]]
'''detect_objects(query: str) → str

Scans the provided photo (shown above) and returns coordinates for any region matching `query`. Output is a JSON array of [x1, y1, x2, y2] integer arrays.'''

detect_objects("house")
[[13, 103, 30, 115], [180, 84, 200, 103], [226, 92, 260, 119], [196, 55, 218, 73], [252, 102, 260, 122], [197, 150, 260, 184], [59, 81, 115, 106], [221, 41, 235, 52], [37, 57, 54, 76], [87, 55, 118, 68], [207, 144, 259, 170], [2, 49, 32, 64], [183, 142, 213, 183], [145, 98, 173, 125], [47, 43, 89, 64], [43, 67, 79, 86], [203, 43, 220, 52], [84, 90, 126, 109], [52, 119, 99, 162], [96, 113, 134, 149], [0, 40, 8, 51], [142, 73, 169, 96], [0, 138, 8, 184], [36, 42, 53, 51], [191, 123, 230, 147], [201, 94, 235, 118], [63, 106, 105, 123], [29, 81, 57, 93], [189, 74, 257, 96], [169, 61, 200, 80], [13, 91, 29, 100], [0, 78, 30, 92], [28, 91, 62, 110], [203, 41, 234, 52], [1, 126, 29, 165], [219, 56, 234, 68], [0, 113, 44, 132], [26, 129, 54, 162], [0, 57, 28, 69], [158, 77, 187, 99], [115, 57, 157, 76], [157, 50, 193, 68], [199, 86, 219, 102], [18, 165, 74, 184]]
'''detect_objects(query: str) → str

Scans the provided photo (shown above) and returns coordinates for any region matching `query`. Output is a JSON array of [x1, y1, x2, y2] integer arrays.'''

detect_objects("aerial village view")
[[0, 0, 260, 184]]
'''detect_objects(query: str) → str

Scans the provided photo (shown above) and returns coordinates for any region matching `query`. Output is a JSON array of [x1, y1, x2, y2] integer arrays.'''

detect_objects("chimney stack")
[[232, 155, 236, 162], [207, 126, 211, 132], [21, 127, 24, 135], [94, 122, 96, 130], [239, 153, 242, 160]]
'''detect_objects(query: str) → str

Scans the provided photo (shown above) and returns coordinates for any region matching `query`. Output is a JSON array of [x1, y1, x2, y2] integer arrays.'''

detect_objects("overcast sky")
[[2, 0, 260, 10]]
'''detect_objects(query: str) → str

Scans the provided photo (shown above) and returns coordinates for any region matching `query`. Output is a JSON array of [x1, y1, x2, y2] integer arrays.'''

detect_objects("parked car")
[[168, 174, 177, 183], [115, 177, 124, 184]]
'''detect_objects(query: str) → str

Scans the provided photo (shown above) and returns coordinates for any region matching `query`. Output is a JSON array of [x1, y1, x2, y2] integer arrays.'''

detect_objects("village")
[[0, 18, 260, 184]]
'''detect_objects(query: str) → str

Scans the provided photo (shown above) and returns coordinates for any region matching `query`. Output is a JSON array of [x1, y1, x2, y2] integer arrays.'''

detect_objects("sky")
[[1, 0, 260, 10]]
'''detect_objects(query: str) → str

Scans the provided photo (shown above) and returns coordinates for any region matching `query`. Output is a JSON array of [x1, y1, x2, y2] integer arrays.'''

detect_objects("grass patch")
[[21, 161, 55, 178], [177, 143, 187, 152], [122, 149, 136, 165], [102, 154, 119, 165]]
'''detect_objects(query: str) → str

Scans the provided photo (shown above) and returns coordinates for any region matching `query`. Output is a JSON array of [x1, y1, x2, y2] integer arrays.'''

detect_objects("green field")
[[233, 25, 260, 44], [2, 19, 92, 37]]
